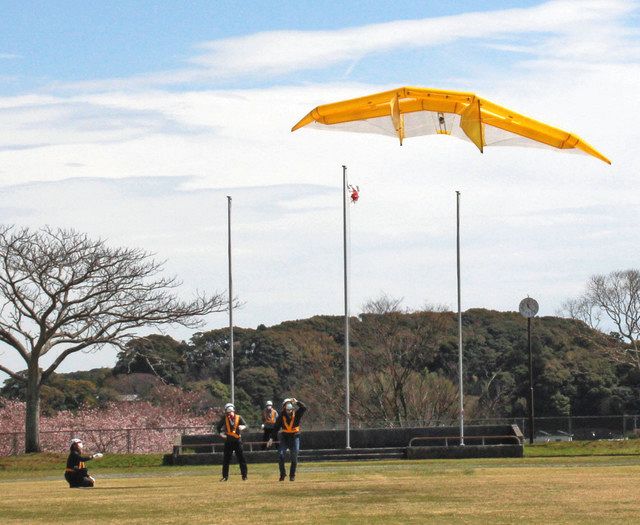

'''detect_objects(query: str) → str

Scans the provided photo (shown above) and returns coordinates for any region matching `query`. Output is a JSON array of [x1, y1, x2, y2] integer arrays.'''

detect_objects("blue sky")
[[0, 0, 639, 377], [0, 1, 541, 72], [1, 0, 603, 92]]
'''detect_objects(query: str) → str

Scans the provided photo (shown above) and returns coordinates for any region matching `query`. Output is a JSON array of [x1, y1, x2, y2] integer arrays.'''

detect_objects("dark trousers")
[[222, 440, 247, 478], [278, 433, 300, 478], [65, 471, 94, 488], [262, 428, 276, 450]]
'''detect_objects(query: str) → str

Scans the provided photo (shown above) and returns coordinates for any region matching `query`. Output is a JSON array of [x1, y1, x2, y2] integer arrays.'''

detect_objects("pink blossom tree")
[[0, 386, 220, 455]]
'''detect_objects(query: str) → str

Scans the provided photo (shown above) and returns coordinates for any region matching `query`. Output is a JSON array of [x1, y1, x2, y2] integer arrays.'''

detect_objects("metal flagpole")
[[342, 165, 351, 450], [227, 195, 235, 405], [456, 191, 464, 445]]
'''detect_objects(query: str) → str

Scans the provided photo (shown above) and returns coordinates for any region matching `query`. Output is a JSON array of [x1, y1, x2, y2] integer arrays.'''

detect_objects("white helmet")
[[266, 400, 273, 407], [69, 438, 83, 446], [224, 403, 235, 413]]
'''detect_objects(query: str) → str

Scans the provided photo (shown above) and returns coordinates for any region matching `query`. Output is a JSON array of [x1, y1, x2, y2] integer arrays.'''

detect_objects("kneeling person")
[[216, 403, 248, 481], [64, 438, 103, 488]]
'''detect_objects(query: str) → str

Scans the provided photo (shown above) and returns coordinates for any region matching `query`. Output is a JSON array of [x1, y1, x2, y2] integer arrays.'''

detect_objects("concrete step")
[[298, 447, 405, 461], [298, 452, 405, 461], [165, 447, 406, 465]]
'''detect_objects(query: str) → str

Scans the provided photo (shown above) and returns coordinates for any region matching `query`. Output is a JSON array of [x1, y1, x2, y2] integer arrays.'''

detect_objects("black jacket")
[[216, 414, 247, 442], [274, 401, 306, 435], [65, 450, 92, 475]]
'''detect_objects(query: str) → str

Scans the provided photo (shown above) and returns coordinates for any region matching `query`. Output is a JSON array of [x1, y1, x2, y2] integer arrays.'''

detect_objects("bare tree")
[[561, 269, 640, 369], [558, 296, 602, 330], [0, 226, 228, 452], [360, 293, 405, 315], [587, 269, 640, 368], [352, 296, 452, 426]]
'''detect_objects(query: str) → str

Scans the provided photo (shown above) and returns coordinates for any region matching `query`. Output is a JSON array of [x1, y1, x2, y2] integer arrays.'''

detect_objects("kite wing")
[[292, 87, 610, 164]]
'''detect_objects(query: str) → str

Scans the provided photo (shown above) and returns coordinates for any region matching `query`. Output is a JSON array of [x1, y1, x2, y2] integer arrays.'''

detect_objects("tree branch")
[[0, 363, 25, 382], [0, 328, 30, 361]]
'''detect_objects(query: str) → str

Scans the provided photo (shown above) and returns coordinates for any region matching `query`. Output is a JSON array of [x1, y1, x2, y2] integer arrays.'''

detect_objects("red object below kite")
[[348, 185, 359, 203]]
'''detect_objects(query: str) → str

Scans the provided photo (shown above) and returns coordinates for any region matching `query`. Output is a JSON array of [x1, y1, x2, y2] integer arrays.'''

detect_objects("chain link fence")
[[0, 426, 210, 456], [314, 415, 640, 437]]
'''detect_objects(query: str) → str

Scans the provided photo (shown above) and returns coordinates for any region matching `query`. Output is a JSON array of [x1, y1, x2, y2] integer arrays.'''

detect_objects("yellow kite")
[[292, 86, 610, 164]]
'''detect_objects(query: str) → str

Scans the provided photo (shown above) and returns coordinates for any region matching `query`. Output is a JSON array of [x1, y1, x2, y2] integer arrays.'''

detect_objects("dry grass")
[[2, 457, 640, 524]]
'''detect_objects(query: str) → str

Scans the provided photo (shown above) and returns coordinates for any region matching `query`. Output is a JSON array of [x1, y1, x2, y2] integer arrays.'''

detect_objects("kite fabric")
[[292, 86, 610, 165]]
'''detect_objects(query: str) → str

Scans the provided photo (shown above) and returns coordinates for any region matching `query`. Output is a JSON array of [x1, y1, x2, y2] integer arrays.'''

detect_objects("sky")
[[0, 0, 639, 379]]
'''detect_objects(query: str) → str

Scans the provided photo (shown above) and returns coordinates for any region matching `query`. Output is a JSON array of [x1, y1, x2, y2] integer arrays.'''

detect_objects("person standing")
[[64, 438, 103, 488], [216, 402, 248, 481], [269, 398, 306, 481], [261, 400, 278, 450]]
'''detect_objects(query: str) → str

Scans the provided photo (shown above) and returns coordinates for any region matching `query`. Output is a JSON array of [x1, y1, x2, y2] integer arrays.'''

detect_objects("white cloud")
[[188, 1, 636, 76], [50, 0, 639, 92]]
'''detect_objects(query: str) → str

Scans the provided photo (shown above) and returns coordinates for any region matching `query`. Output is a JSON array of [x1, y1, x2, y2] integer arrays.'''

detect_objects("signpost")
[[519, 297, 539, 445]]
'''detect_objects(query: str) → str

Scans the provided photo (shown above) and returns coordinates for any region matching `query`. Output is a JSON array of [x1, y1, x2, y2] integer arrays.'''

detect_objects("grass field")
[[2, 449, 640, 524]]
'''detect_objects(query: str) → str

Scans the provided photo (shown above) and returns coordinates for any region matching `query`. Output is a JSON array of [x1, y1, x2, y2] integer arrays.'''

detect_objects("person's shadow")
[[93, 485, 173, 490]]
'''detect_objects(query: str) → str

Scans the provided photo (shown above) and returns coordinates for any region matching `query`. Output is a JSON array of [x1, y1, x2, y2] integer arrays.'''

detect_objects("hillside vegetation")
[[2, 309, 636, 426]]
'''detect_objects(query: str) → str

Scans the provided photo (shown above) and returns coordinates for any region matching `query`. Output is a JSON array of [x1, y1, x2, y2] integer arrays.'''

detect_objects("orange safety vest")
[[282, 412, 300, 434], [225, 414, 241, 438], [65, 461, 85, 474], [264, 408, 276, 425]]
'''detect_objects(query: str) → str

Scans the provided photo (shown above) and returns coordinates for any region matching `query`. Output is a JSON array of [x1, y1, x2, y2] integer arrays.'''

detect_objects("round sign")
[[519, 297, 539, 318]]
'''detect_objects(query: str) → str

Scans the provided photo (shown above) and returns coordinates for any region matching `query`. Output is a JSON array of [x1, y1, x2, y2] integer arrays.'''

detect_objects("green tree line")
[[3, 308, 637, 425]]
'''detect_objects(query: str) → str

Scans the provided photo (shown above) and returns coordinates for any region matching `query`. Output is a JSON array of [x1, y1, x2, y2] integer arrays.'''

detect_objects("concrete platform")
[[163, 424, 524, 465], [165, 447, 406, 465]]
